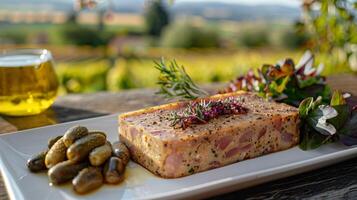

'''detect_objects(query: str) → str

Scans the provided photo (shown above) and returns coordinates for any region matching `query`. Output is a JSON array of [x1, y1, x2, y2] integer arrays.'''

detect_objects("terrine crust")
[[119, 91, 300, 178]]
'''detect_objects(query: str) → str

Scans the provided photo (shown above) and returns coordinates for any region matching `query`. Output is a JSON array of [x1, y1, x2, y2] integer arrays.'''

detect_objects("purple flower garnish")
[[170, 97, 248, 129]]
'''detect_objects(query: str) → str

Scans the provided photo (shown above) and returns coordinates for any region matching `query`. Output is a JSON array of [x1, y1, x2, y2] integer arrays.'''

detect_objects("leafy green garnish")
[[330, 90, 346, 106], [221, 51, 331, 107], [299, 125, 333, 150], [299, 97, 314, 118], [340, 112, 357, 146], [298, 91, 356, 150], [155, 58, 208, 100]]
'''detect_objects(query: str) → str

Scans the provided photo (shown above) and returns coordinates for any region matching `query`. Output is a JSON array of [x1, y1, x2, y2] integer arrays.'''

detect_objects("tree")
[[161, 22, 220, 49], [144, 0, 170, 37], [298, 0, 357, 71]]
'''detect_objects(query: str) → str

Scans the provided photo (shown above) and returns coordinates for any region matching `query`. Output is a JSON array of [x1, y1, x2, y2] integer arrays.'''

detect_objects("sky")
[[176, 0, 301, 7]]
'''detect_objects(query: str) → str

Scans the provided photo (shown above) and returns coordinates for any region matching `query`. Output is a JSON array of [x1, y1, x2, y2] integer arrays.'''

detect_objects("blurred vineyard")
[[55, 48, 351, 94]]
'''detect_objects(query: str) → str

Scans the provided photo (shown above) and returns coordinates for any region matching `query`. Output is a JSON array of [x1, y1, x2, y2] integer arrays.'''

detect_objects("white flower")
[[296, 50, 320, 76], [316, 105, 338, 135], [296, 50, 313, 69], [303, 58, 315, 76]]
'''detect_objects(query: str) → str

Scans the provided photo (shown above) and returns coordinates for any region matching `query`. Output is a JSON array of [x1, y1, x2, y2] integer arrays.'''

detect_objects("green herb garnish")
[[155, 58, 208, 100], [221, 51, 331, 107], [299, 91, 357, 150]]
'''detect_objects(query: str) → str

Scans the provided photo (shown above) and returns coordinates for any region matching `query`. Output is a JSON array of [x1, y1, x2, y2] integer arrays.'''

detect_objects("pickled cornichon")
[[88, 131, 106, 137], [26, 125, 131, 195], [45, 138, 67, 168], [89, 142, 112, 166], [48, 160, 89, 185], [48, 135, 62, 149], [27, 150, 48, 172], [63, 126, 89, 147], [66, 133, 106, 162], [112, 141, 130, 165], [103, 157, 126, 184], [72, 167, 103, 194]]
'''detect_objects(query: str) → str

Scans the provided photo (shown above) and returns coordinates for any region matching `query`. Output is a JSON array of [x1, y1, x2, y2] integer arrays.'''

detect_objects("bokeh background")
[[0, 0, 356, 94]]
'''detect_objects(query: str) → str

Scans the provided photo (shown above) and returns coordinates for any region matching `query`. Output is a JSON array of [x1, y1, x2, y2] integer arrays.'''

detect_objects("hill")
[[0, 0, 300, 22]]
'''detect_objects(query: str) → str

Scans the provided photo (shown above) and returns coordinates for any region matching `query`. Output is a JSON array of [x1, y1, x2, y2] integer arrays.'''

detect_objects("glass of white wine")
[[0, 49, 59, 116]]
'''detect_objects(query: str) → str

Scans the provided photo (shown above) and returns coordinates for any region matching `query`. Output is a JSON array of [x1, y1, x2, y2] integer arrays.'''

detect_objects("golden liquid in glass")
[[0, 52, 59, 116]]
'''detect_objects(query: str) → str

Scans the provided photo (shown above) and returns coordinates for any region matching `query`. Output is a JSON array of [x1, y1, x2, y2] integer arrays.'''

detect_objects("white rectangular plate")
[[1, 114, 357, 200]]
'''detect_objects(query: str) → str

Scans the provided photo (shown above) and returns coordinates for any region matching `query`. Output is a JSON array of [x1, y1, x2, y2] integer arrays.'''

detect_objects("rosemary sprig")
[[155, 58, 208, 100]]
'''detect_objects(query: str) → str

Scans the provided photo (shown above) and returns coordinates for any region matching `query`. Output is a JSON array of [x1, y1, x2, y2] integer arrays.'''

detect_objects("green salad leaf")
[[220, 51, 331, 107], [339, 112, 357, 146], [298, 91, 356, 150]]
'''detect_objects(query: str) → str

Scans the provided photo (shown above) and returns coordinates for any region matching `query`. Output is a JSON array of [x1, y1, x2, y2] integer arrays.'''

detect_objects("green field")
[[56, 49, 352, 94]]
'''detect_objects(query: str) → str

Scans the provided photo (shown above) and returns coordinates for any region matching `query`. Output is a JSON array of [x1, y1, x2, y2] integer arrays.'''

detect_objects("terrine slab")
[[0, 114, 356, 200]]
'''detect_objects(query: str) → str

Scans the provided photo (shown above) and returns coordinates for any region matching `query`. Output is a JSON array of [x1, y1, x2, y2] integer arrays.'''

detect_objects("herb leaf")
[[298, 90, 356, 150], [299, 97, 314, 118], [330, 90, 346, 106], [329, 104, 349, 130], [221, 51, 331, 107], [340, 112, 357, 146], [155, 58, 208, 100], [299, 124, 332, 150]]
